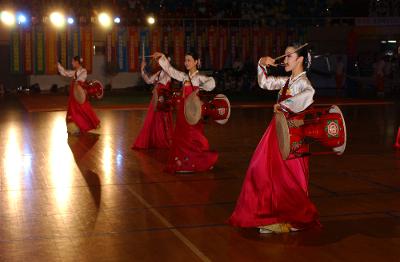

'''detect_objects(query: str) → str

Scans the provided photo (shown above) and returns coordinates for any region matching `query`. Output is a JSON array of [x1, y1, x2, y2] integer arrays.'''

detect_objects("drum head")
[[74, 83, 86, 104], [214, 94, 231, 125], [184, 91, 202, 125], [329, 105, 347, 155], [275, 111, 291, 160]]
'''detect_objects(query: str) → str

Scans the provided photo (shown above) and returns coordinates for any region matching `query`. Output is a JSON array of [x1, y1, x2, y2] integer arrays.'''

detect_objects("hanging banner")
[[116, 27, 128, 72], [67, 26, 81, 70], [240, 27, 250, 63], [162, 27, 170, 55], [230, 27, 239, 66], [23, 29, 33, 74], [208, 26, 218, 69], [150, 27, 162, 54], [263, 28, 274, 57], [218, 27, 228, 70], [140, 28, 150, 63], [45, 28, 58, 74], [252, 27, 264, 65], [128, 26, 139, 72], [173, 27, 184, 69], [34, 27, 45, 74], [185, 27, 194, 54], [10, 30, 21, 74], [58, 30, 68, 69], [196, 31, 204, 67], [81, 26, 93, 73]]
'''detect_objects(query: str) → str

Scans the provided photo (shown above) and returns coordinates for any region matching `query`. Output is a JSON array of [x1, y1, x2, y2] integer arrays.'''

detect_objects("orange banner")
[[81, 26, 93, 73], [151, 27, 162, 54], [173, 28, 184, 70], [128, 27, 139, 72], [45, 28, 57, 74]]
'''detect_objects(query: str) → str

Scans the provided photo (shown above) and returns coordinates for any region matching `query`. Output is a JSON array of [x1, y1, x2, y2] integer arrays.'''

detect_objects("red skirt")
[[165, 86, 218, 173], [67, 81, 100, 133], [229, 118, 319, 229], [132, 94, 173, 149]]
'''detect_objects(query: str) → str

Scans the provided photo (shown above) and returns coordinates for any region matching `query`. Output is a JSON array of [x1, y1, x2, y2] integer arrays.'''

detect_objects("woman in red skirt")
[[57, 56, 100, 135], [132, 58, 173, 149], [152, 51, 218, 173], [229, 43, 319, 233]]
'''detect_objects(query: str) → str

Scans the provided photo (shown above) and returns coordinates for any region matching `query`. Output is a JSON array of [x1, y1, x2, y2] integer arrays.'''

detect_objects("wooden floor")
[[0, 96, 399, 261]]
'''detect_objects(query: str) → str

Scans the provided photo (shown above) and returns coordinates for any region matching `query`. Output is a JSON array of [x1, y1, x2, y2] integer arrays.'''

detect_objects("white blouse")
[[57, 63, 87, 82], [158, 55, 216, 91], [141, 69, 171, 86], [258, 63, 315, 113]]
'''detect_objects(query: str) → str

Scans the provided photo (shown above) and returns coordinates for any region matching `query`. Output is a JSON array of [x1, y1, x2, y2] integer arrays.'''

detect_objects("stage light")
[[1, 11, 16, 26], [147, 16, 155, 25], [114, 17, 120, 24], [50, 12, 65, 28], [388, 40, 397, 43], [67, 17, 74, 24], [17, 14, 27, 24], [98, 12, 111, 28]]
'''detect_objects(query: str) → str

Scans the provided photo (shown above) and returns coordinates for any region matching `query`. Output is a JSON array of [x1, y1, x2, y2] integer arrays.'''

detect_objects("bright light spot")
[[98, 12, 112, 28], [114, 17, 120, 24], [147, 16, 155, 25], [67, 17, 74, 24], [50, 12, 65, 28], [1, 11, 16, 26], [388, 40, 397, 43], [17, 14, 27, 24]]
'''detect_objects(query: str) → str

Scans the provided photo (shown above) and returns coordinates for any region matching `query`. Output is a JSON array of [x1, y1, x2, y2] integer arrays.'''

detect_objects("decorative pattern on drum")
[[276, 105, 347, 160], [82, 80, 104, 99], [184, 92, 231, 125]]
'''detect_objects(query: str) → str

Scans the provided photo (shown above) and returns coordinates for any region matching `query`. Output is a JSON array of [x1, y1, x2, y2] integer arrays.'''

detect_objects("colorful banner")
[[23, 29, 33, 74], [67, 26, 81, 70], [140, 28, 150, 63], [116, 27, 128, 72], [128, 27, 139, 72], [208, 26, 218, 69], [150, 27, 162, 54], [45, 28, 58, 74], [10, 30, 21, 73], [252, 27, 263, 65], [81, 26, 93, 73], [58, 30, 68, 69], [34, 27, 45, 74], [240, 27, 250, 63], [173, 27, 184, 69], [218, 27, 228, 70], [185, 27, 194, 54], [162, 28, 170, 55]]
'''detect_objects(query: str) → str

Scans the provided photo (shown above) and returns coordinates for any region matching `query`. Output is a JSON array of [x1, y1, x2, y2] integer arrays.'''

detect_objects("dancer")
[[57, 56, 100, 134], [132, 57, 173, 149], [229, 43, 319, 233], [152, 51, 218, 173]]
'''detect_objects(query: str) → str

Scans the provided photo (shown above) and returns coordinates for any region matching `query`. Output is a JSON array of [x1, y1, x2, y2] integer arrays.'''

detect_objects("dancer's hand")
[[273, 103, 282, 113], [259, 56, 277, 67], [152, 52, 164, 60]]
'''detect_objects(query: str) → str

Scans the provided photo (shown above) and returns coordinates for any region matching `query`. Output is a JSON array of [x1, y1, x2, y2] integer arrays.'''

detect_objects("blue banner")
[[117, 27, 128, 72]]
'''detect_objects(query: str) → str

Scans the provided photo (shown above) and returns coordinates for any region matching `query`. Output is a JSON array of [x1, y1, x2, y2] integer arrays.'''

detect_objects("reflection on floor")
[[0, 96, 399, 261]]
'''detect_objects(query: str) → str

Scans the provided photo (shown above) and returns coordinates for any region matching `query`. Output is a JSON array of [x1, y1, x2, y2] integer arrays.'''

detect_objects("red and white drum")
[[184, 91, 231, 125], [82, 80, 104, 99], [275, 105, 347, 160], [152, 87, 181, 112]]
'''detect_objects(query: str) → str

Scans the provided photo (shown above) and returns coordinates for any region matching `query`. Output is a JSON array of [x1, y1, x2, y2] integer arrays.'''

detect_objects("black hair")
[[290, 43, 311, 70], [73, 56, 83, 65], [185, 52, 201, 69]]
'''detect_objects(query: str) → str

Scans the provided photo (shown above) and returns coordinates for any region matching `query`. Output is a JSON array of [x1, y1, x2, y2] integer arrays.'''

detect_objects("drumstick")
[[273, 43, 309, 61]]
